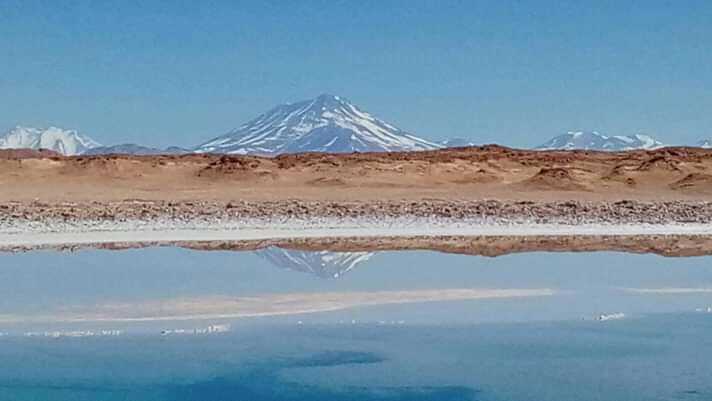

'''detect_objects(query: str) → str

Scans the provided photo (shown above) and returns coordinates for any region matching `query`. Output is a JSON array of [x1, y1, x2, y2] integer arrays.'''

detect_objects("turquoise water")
[[1, 313, 711, 401], [1, 248, 712, 399]]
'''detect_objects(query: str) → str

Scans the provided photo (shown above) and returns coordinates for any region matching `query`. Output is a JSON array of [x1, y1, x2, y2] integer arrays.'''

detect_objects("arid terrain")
[[3, 146, 712, 255], [2, 146, 712, 203]]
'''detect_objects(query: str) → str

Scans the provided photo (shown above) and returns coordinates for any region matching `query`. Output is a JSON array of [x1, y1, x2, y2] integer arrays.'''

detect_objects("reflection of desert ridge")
[[10, 235, 712, 257], [0, 288, 555, 324]]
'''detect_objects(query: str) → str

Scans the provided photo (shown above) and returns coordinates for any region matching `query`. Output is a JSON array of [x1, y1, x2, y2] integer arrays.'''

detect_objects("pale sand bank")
[[0, 288, 555, 324]]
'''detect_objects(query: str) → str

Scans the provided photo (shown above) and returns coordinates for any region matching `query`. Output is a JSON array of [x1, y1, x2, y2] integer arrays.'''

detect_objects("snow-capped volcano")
[[195, 94, 441, 155], [255, 247, 374, 279], [536, 131, 664, 151], [0, 127, 100, 155]]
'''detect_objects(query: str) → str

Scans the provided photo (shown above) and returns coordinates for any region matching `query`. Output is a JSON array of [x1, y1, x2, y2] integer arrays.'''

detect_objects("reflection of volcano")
[[255, 247, 375, 279]]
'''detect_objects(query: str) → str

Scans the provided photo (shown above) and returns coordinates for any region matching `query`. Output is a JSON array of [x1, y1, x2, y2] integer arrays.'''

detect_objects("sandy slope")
[[1, 146, 712, 203]]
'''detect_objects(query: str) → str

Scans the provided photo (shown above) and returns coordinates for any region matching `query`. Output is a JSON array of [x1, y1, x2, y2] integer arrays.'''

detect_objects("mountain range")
[[697, 139, 712, 149], [82, 144, 190, 156], [0, 127, 101, 156], [535, 131, 665, 151], [1, 95, 710, 155]]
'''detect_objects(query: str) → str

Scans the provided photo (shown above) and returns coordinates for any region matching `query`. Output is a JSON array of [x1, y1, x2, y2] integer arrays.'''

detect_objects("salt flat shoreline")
[[2, 218, 712, 249], [3, 199, 712, 254]]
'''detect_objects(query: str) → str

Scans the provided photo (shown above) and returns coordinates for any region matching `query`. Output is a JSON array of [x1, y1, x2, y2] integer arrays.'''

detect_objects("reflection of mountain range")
[[255, 247, 375, 279]]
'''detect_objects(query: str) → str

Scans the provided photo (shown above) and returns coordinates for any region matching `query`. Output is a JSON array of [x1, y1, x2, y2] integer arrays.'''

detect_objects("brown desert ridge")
[[2, 145, 712, 256]]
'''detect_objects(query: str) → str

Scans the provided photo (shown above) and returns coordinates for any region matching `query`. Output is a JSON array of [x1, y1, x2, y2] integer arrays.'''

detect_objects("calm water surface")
[[1, 317, 711, 401], [0, 248, 711, 400]]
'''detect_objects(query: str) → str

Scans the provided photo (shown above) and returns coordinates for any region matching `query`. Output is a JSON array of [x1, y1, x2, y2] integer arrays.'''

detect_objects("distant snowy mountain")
[[696, 139, 712, 149], [82, 144, 190, 155], [195, 94, 442, 155], [0, 127, 100, 155], [255, 247, 374, 279], [536, 131, 664, 151], [439, 138, 476, 148]]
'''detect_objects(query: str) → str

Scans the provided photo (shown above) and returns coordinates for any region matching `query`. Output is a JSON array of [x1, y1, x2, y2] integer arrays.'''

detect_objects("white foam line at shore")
[[2, 221, 712, 247]]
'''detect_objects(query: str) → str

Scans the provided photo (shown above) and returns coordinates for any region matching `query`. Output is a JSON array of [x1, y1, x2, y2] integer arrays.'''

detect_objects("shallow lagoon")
[[0, 248, 711, 400], [1, 248, 711, 322], [1, 316, 712, 401]]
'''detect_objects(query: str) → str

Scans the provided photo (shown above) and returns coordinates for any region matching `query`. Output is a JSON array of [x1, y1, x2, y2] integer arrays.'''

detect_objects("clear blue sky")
[[1, 0, 710, 148]]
